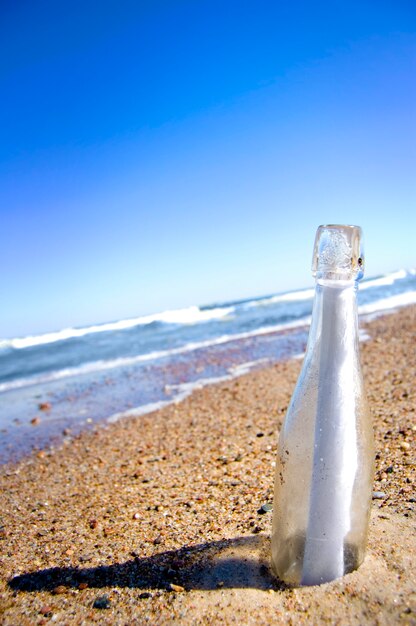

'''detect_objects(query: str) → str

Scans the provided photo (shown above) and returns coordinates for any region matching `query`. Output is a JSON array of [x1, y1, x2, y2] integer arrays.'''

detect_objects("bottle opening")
[[312, 224, 364, 280]]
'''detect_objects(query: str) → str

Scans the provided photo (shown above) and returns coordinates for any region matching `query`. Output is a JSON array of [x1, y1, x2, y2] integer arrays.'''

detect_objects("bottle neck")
[[316, 277, 358, 289], [305, 277, 359, 361]]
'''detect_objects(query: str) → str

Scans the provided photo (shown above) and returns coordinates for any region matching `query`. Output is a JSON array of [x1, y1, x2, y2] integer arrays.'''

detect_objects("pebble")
[[39, 605, 53, 616], [169, 583, 185, 592], [78, 582, 88, 590], [38, 402, 51, 411], [400, 441, 410, 450], [52, 585, 67, 595], [373, 491, 387, 500], [30, 417, 41, 426], [93, 594, 111, 609], [258, 503, 273, 514], [139, 592, 152, 599], [79, 554, 93, 563]]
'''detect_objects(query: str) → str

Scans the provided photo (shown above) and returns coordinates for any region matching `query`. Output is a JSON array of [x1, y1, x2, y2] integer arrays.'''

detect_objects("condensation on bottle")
[[271, 224, 375, 586]]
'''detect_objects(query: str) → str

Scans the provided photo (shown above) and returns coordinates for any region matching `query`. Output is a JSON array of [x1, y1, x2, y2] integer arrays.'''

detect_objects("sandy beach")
[[0, 305, 415, 625]]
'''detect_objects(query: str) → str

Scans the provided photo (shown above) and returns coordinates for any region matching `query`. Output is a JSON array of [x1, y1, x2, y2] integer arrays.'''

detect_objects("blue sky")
[[1, 0, 415, 337]]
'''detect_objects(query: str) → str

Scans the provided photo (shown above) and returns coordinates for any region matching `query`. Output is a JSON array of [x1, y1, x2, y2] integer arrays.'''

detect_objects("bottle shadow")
[[9, 534, 287, 593]]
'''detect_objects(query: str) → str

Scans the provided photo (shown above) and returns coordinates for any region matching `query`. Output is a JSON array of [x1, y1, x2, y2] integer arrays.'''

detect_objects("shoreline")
[[0, 323, 311, 466], [0, 303, 409, 467], [0, 305, 415, 624]]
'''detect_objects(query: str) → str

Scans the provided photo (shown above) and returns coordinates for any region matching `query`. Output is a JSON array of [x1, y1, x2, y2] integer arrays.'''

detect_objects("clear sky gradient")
[[1, 1, 415, 337]]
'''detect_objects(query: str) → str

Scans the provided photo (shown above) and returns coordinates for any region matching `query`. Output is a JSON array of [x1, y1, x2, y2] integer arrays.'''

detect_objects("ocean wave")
[[244, 269, 410, 308], [1, 269, 411, 353], [360, 268, 407, 290], [106, 329, 377, 424], [358, 290, 416, 315], [2, 283, 414, 394], [0, 316, 311, 393], [244, 288, 315, 308], [0, 305, 234, 351]]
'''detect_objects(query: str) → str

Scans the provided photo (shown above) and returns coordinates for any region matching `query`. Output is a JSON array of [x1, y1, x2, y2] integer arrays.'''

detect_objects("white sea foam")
[[1, 269, 414, 394], [245, 288, 315, 308], [108, 361, 275, 424], [228, 358, 271, 377], [0, 304, 392, 395], [107, 374, 234, 423], [1, 269, 411, 353], [246, 268, 410, 307], [0, 317, 312, 394], [0, 305, 234, 351], [105, 325, 377, 425], [107, 400, 174, 423], [359, 290, 416, 316], [360, 268, 407, 290]]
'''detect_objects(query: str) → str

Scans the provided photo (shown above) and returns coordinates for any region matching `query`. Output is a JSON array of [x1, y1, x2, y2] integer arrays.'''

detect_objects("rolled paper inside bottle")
[[301, 282, 358, 585]]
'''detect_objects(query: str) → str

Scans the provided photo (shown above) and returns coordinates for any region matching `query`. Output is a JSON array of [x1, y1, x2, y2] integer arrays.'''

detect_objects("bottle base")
[[271, 533, 363, 586]]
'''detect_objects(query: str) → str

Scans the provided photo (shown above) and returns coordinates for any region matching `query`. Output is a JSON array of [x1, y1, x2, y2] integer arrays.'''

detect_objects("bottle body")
[[271, 278, 374, 586]]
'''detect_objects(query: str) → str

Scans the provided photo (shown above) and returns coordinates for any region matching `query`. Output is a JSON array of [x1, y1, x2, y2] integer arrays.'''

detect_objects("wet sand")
[[0, 306, 415, 625]]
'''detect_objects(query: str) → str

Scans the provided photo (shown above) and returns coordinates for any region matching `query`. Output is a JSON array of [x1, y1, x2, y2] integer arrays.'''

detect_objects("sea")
[[1, 268, 415, 464]]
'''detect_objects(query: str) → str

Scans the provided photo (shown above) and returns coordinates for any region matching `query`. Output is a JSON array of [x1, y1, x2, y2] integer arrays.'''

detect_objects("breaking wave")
[[0, 305, 234, 351], [360, 268, 407, 290], [359, 290, 416, 315], [0, 317, 311, 393]]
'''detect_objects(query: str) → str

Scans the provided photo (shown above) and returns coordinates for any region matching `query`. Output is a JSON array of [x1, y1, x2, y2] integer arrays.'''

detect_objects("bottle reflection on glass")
[[271, 225, 375, 586]]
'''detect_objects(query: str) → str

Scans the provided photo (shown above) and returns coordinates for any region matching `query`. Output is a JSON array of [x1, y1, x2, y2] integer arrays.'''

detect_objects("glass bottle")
[[271, 224, 374, 586]]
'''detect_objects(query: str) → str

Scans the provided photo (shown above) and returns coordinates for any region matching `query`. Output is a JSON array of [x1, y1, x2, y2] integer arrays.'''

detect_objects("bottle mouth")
[[312, 224, 364, 281]]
